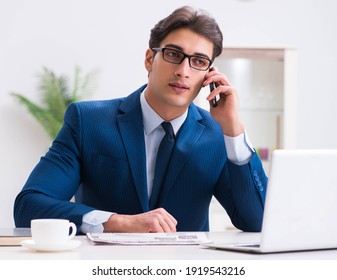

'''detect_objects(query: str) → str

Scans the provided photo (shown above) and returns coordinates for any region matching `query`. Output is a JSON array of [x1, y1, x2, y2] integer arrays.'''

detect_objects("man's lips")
[[169, 82, 189, 90]]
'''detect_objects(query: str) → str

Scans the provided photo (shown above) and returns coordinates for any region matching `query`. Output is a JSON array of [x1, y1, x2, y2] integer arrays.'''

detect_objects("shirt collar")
[[140, 89, 188, 136]]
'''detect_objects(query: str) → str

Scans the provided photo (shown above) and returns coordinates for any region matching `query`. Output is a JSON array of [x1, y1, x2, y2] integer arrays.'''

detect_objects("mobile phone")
[[209, 82, 217, 107]]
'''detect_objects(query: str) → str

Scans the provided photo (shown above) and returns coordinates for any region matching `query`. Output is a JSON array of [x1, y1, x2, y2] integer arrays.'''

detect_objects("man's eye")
[[166, 50, 181, 58], [192, 57, 207, 66]]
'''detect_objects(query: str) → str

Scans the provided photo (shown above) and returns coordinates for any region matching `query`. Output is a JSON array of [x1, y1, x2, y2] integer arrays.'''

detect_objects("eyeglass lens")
[[162, 48, 211, 70]]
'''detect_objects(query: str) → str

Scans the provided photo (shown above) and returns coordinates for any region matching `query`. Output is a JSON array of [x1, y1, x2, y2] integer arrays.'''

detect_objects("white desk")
[[1, 231, 337, 260]]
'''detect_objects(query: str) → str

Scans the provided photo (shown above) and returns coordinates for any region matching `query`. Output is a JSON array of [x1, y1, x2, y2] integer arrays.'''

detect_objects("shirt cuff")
[[80, 210, 114, 234], [224, 131, 254, 165]]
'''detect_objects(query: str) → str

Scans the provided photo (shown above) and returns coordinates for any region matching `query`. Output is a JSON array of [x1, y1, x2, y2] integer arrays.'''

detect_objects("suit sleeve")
[[13, 103, 95, 230], [214, 152, 268, 232]]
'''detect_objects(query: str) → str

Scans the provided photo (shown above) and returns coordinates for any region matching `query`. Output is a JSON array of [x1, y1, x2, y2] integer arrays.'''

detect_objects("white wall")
[[1, 0, 336, 227]]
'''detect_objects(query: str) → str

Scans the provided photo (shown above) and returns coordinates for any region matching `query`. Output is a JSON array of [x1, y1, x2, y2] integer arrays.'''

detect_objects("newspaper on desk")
[[86, 232, 210, 245]]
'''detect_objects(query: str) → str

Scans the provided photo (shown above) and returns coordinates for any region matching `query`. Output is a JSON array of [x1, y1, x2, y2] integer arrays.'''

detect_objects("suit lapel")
[[117, 86, 149, 212], [117, 88, 205, 211]]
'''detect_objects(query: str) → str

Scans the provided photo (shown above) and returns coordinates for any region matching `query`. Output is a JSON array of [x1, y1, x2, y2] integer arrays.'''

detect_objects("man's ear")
[[144, 48, 154, 72]]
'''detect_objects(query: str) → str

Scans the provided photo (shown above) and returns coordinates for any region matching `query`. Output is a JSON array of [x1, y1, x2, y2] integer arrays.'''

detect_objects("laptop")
[[204, 149, 337, 253]]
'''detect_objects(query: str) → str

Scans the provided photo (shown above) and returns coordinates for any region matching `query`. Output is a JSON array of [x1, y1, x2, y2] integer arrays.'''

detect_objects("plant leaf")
[[11, 93, 62, 139], [78, 68, 100, 102], [11, 66, 99, 140], [39, 68, 68, 123]]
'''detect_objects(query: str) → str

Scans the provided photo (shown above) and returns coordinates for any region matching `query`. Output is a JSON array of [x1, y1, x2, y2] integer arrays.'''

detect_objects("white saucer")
[[20, 239, 81, 252]]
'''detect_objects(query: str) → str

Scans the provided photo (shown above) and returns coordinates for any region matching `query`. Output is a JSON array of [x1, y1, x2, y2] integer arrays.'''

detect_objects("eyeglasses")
[[152, 47, 213, 71]]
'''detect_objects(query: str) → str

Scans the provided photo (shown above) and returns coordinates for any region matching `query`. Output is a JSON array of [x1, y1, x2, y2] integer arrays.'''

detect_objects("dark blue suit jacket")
[[14, 85, 267, 232]]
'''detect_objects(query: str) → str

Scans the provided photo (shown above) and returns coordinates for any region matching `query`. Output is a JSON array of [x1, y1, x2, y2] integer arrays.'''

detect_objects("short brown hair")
[[149, 6, 223, 60]]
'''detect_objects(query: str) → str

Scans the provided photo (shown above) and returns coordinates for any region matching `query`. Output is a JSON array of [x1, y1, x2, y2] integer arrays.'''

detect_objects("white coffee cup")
[[31, 219, 77, 245]]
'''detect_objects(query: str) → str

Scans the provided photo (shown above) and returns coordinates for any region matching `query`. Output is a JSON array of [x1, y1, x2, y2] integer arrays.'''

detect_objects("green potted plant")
[[11, 66, 98, 140]]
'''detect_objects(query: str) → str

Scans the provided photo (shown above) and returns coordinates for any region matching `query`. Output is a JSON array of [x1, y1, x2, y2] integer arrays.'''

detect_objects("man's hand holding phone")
[[204, 67, 244, 137]]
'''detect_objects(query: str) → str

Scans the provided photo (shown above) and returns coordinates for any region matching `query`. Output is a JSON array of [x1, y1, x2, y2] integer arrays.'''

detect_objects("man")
[[14, 6, 267, 233]]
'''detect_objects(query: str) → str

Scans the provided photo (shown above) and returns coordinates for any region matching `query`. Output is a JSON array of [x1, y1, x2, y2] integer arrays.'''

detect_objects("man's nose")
[[174, 57, 190, 78]]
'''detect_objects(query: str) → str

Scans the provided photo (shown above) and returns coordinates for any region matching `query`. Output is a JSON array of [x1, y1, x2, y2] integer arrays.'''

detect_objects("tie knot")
[[161, 121, 174, 135]]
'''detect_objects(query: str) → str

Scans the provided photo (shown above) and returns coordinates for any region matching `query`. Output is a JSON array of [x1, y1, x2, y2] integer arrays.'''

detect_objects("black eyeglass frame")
[[152, 47, 213, 71]]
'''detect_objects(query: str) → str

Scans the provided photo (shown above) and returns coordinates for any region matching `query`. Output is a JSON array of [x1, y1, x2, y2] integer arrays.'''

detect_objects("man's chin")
[[166, 98, 190, 109]]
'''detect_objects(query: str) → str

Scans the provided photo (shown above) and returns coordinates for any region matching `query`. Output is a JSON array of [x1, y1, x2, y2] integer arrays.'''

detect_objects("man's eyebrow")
[[163, 44, 211, 60]]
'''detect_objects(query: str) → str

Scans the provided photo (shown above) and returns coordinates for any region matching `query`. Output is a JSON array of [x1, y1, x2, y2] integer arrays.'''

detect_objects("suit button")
[[256, 180, 263, 191]]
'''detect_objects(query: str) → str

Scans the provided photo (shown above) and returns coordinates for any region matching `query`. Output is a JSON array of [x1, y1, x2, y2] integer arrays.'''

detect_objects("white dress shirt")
[[80, 91, 254, 233]]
